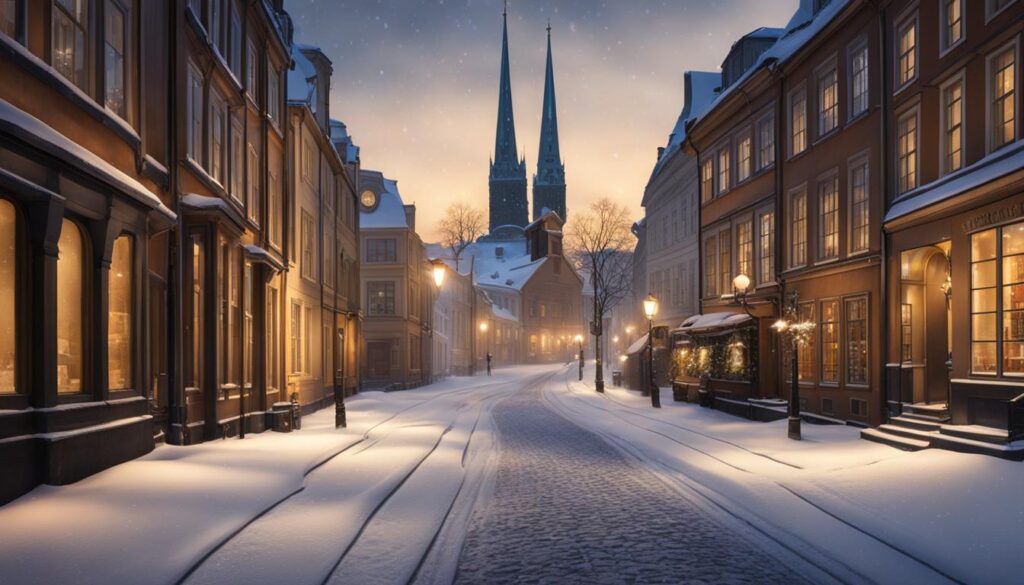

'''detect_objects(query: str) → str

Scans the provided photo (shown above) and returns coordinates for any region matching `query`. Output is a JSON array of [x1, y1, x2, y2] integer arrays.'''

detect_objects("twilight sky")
[[286, 0, 796, 241]]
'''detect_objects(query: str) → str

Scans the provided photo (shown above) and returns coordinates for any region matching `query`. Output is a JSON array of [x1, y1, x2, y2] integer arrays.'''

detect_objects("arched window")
[[57, 218, 85, 393], [109, 235, 133, 390], [0, 199, 16, 394]]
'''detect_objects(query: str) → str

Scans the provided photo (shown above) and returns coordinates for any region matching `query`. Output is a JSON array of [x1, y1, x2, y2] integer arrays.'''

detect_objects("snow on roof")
[[885, 140, 1024, 224], [679, 312, 752, 334], [360, 178, 408, 229], [0, 97, 174, 221], [690, 0, 850, 130], [491, 304, 518, 322], [626, 333, 649, 355], [462, 238, 545, 292], [329, 119, 360, 164], [288, 45, 318, 106], [648, 70, 722, 185]]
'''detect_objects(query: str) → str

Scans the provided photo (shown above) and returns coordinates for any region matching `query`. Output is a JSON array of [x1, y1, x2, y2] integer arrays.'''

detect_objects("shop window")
[[819, 176, 839, 260], [896, 15, 917, 88], [757, 114, 774, 170], [736, 131, 752, 183], [818, 66, 838, 136], [108, 235, 133, 390], [189, 235, 203, 388], [846, 297, 868, 385], [218, 241, 241, 387], [821, 300, 839, 384], [850, 161, 869, 253], [941, 0, 962, 52], [736, 221, 752, 282], [103, 0, 129, 120], [942, 78, 964, 173], [897, 110, 918, 193], [290, 301, 302, 374], [266, 277, 280, 395], [700, 158, 713, 203], [57, 218, 85, 393], [799, 302, 816, 381], [0, 199, 16, 393], [900, 303, 913, 362], [790, 88, 807, 156], [850, 43, 869, 118], [758, 211, 774, 285], [53, 0, 88, 90], [789, 187, 807, 268], [989, 45, 1016, 152], [973, 223, 1024, 375]]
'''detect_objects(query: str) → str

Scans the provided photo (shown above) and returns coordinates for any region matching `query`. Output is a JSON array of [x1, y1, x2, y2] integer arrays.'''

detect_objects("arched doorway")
[[899, 243, 951, 406]]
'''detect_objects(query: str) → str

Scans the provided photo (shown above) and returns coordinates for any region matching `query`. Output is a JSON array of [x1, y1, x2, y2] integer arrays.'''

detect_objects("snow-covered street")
[[1, 363, 1023, 584]]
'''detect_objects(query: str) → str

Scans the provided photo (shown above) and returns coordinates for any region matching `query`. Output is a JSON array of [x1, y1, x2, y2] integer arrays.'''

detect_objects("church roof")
[[491, 8, 525, 180], [534, 25, 564, 187]]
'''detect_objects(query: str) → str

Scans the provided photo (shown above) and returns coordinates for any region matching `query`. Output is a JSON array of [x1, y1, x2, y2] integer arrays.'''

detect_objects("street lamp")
[[431, 258, 446, 288], [574, 334, 584, 381], [772, 290, 814, 440], [480, 321, 491, 376], [643, 293, 660, 408]]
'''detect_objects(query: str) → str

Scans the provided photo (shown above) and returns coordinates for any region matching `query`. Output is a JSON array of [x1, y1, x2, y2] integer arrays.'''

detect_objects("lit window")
[[187, 64, 204, 164], [850, 162, 869, 253], [785, 302, 816, 381], [230, 116, 244, 204], [758, 114, 774, 169], [818, 67, 838, 136], [897, 17, 917, 87], [103, 0, 128, 119], [717, 148, 730, 194], [942, 0, 962, 51], [368, 281, 396, 316], [247, 142, 259, 223], [819, 176, 839, 259], [266, 279, 279, 393], [290, 301, 302, 374], [0, 199, 16, 393], [268, 161, 282, 247], [300, 209, 316, 281], [850, 44, 869, 117], [759, 211, 774, 285], [700, 158, 714, 203], [991, 46, 1016, 151], [943, 79, 964, 172], [897, 110, 918, 193], [846, 297, 868, 385], [53, 0, 88, 89], [108, 235, 133, 390], [209, 90, 227, 185], [791, 89, 807, 155], [790, 187, 807, 267], [57, 218, 85, 394], [736, 221, 753, 282], [737, 133, 752, 182], [704, 237, 717, 297], [821, 300, 839, 384], [189, 235, 203, 388], [971, 223, 1024, 375], [719, 230, 731, 296]]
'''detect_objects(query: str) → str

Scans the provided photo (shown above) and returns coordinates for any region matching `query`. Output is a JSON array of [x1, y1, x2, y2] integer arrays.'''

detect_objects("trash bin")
[[612, 370, 622, 387], [268, 401, 294, 432]]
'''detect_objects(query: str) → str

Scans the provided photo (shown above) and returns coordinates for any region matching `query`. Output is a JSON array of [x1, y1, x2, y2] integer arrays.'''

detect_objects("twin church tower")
[[488, 7, 566, 237]]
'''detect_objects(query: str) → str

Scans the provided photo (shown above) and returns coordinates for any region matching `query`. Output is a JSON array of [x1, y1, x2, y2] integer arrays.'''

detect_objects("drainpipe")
[[169, 0, 187, 446], [878, 4, 892, 423]]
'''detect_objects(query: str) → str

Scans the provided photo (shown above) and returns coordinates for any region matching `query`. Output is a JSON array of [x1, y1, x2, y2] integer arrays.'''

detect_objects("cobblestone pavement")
[[454, 384, 814, 585]]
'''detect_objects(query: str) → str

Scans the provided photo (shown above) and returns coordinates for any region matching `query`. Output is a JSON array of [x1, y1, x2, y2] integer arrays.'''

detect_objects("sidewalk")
[[556, 363, 1024, 584]]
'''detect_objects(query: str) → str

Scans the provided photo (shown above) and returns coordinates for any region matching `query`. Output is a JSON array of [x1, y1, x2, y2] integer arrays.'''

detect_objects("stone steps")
[[860, 428, 930, 451]]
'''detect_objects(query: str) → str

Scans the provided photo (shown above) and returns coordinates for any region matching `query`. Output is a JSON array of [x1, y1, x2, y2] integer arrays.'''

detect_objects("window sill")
[[813, 257, 840, 267]]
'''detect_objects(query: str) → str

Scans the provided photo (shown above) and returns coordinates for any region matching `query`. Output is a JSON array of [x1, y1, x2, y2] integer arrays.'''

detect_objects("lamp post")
[[643, 293, 660, 408], [432, 258, 447, 289], [574, 334, 584, 381], [772, 290, 813, 440], [480, 321, 491, 375]]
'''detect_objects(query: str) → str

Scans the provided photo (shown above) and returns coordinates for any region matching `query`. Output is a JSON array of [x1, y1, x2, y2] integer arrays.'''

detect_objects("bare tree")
[[567, 198, 635, 393], [438, 203, 487, 271]]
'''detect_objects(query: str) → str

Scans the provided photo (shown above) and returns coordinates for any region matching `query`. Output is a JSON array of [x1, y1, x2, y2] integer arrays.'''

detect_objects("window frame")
[[0, 197, 22, 397], [939, 0, 964, 56], [186, 61, 204, 166], [300, 208, 316, 282], [107, 232, 135, 391], [894, 11, 919, 92], [815, 57, 839, 139], [716, 144, 731, 195], [986, 0, 1018, 23], [970, 223, 1024, 377], [788, 184, 808, 269], [736, 128, 753, 184], [757, 207, 775, 286], [848, 37, 869, 120], [700, 157, 714, 204], [986, 39, 1018, 154], [847, 153, 871, 255], [1, 0, 26, 44], [896, 106, 920, 194], [817, 172, 840, 262], [844, 295, 870, 387], [756, 111, 775, 170], [820, 298, 841, 386], [703, 234, 718, 298], [735, 217, 754, 283], [367, 280, 397, 316], [940, 71, 966, 175], [789, 84, 808, 158]]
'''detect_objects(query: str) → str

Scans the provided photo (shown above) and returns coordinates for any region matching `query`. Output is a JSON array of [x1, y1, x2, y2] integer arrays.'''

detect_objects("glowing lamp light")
[[772, 319, 789, 332], [574, 334, 583, 344], [431, 259, 446, 288], [643, 293, 659, 320], [733, 273, 751, 295], [479, 321, 488, 332], [613, 336, 619, 343], [619, 355, 627, 363]]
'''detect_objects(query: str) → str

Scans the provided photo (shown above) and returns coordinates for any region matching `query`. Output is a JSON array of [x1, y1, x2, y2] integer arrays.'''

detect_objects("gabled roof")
[[287, 44, 318, 107]]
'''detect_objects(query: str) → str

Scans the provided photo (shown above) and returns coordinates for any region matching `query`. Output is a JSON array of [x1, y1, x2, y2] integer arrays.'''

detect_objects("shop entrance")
[[899, 243, 952, 406]]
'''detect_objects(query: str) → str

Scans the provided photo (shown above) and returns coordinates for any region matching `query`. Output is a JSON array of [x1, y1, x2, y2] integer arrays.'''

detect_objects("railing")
[[1008, 393, 1024, 442]]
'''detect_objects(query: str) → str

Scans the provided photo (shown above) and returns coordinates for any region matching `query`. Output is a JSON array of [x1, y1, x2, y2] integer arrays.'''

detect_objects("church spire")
[[492, 4, 522, 174], [532, 22, 567, 222]]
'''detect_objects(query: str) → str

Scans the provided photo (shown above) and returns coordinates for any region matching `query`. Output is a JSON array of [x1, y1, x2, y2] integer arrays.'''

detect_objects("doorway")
[[367, 340, 391, 378], [899, 243, 951, 405]]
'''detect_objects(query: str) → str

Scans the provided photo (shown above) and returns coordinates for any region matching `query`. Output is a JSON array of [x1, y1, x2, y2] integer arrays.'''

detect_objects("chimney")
[[657, 146, 665, 160], [404, 204, 416, 232]]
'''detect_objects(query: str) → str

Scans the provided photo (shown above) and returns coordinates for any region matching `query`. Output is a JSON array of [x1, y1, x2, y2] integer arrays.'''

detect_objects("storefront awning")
[[626, 333, 649, 355], [678, 312, 753, 334]]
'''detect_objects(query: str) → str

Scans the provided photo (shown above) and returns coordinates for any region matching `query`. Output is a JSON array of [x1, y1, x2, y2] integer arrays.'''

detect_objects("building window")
[[850, 43, 869, 118], [103, 0, 129, 119], [990, 46, 1016, 151], [246, 143, 259, 223], [719, 230, 731, 296], [700, 158, 714, 203], [266, 278, 279, 394], [108, 235, 133, 390], [229, 3, 242, 79], [187, 64, 204, 164], [971, 225, 1024, 375], [717, 148, 730, 194], [737, 132, 752, 182], [901, 303, 913, 362], [246, 39, 258, 100], [988, 0, 1017, 20], [819, 176, 839, 260], [1, 1, 18, 39], [0, 199, 17, 393], [218, 241, 241, 387], [759, 211, 774, 285], [208, 0, 222, 51], [846, 296, 868, 385], [821, 300, 839, 384], [53, 0, 88, 89], [790, 88, 807, 156], [368, 281, 396, 316], [209, 90, 227, 185], [736, 220, 753, 282], [267, 63, 281, 127], [300, 209, 316, 281], [57, 218, 85, 394], [289, 301, 303, 374], [189, 235, 203, 388], [798, 302, 816, 381], [943, 78, 964, 173], [897, 110, 918, 193], [850, 161, 869, 253], [268, 163, 281, 247], [897, 16, 917, 88], [302, 137, 316, 185], [365, 238, 397, 263], [758, 114, 774, 169], [704, 236, 717, 298], [789, 187, 807, 268], [942, 0, 963, 52], [818, 66, 838, 136]]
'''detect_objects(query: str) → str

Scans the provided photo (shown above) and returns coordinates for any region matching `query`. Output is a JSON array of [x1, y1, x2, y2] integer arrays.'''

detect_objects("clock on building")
[[360, 190, 378, 210]]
